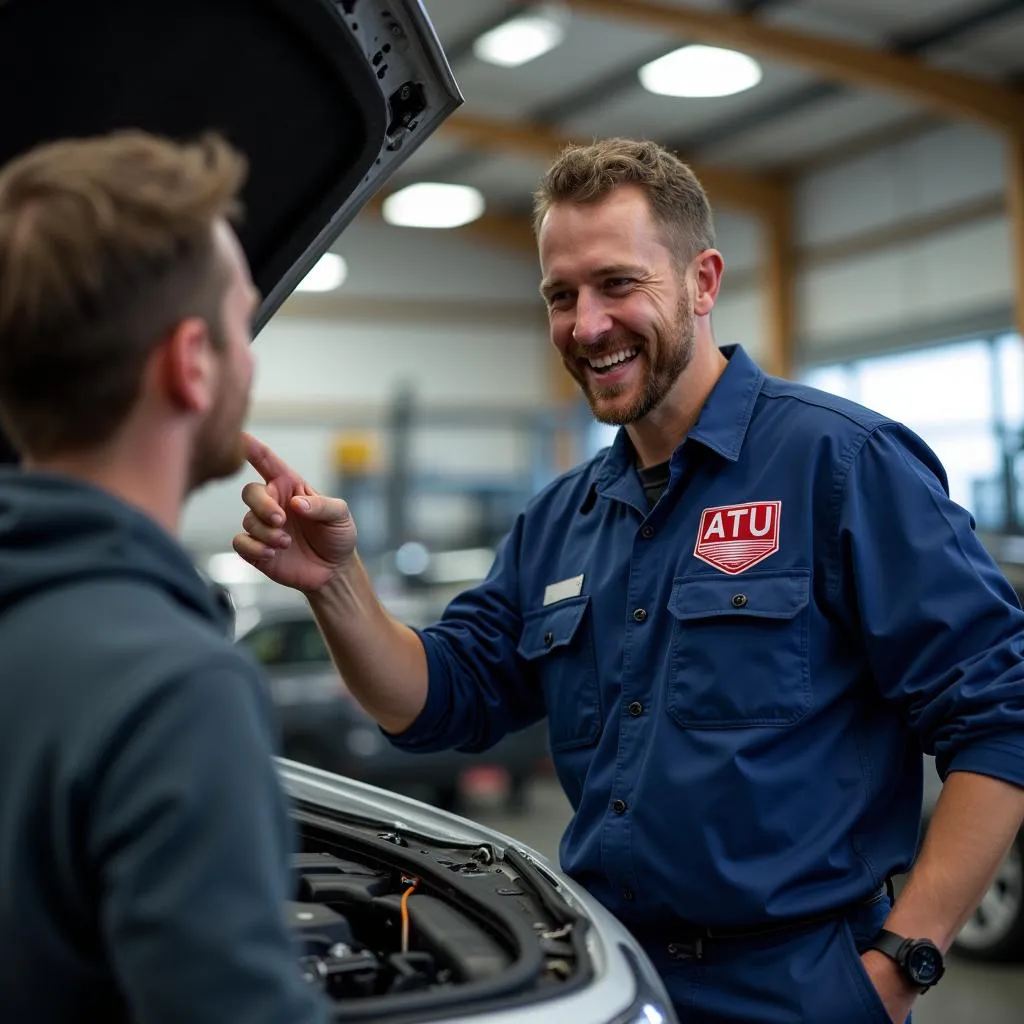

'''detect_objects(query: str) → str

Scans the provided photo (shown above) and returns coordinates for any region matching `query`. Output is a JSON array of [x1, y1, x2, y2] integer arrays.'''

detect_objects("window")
[[801, 337, 1011, 522], [852, 340, 992, 429], [801, 364, 857, 403], [292, 621, 331, 665], [239, 623, 289, 666], [589, 421, 619, 455], [995, 333, 1024, 430]]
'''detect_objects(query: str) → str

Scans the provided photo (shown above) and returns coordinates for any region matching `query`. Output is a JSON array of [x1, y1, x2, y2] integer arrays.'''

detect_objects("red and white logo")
[[694, 501, 781, 575]]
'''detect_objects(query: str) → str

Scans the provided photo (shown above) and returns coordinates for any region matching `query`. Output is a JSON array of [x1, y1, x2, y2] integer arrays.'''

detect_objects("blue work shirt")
[[389, 344, 1024, 934]]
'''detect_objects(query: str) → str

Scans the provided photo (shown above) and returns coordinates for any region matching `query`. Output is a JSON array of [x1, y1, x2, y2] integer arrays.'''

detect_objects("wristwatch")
[[866, 929, 945, 992]]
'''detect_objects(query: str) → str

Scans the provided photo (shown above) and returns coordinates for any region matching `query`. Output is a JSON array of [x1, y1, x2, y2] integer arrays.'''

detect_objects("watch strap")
[[866, 928, 905, 961]]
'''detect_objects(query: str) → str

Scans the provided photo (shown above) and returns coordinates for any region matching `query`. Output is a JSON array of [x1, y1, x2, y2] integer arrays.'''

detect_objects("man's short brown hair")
[[532, 137, 715, 260], [0, 130, 248, 459]]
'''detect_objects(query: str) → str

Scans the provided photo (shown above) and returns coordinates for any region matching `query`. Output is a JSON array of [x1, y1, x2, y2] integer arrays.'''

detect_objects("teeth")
[[588, 348, 637, 369]]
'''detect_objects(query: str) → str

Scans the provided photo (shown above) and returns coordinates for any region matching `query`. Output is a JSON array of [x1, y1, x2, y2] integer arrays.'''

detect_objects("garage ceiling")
[[380, 0, 1024, 219], [345, 0, 1024, 379]]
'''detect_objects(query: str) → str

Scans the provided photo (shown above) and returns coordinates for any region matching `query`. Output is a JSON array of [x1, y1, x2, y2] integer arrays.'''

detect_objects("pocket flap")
[[518, 595, 590, 660], [668, 571, 810, 622]]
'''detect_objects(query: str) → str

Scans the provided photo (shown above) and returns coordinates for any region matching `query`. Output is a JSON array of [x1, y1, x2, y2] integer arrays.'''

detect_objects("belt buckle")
[[666, 937, 704, 961]]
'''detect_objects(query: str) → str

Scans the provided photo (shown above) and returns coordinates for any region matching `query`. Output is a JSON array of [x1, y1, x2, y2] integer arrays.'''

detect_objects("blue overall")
[[389, 344, 1024, 1021]]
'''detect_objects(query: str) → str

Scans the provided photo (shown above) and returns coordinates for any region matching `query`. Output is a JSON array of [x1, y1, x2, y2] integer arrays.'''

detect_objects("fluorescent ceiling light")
[[473, 6, 567, 68], [382, 182, 485, 229], [295, 252, 347, 292], [639, 44, 762, 98]]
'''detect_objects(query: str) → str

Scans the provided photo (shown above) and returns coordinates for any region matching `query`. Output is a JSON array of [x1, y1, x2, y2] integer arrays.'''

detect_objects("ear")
[[157, 317, 217, 414], [692, 249, 725, 317]]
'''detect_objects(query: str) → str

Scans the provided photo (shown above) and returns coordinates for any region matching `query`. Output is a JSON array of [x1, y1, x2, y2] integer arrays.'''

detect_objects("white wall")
[[250, 313, 548, 407], [796, 125, 1006, 247], [181, 218, 550, 553], [797, 215, 1010, 353], [710, 210, 767, 362], [329, 216, 543, 302], [794, 122, 1012, 358], [703, 123, 1014, 367]]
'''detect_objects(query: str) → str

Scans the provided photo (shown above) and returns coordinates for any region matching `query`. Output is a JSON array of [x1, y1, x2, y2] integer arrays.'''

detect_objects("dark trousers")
[[638, 893, 913, 1023]]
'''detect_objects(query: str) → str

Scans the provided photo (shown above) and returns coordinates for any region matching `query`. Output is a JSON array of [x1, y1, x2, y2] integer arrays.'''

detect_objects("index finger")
[[244, 432, 294, 483]]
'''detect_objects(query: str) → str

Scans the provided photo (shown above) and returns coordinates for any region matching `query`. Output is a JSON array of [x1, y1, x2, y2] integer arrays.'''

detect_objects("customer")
[[234, 138, 1024, 1023], [0, 131, 329, 1024]]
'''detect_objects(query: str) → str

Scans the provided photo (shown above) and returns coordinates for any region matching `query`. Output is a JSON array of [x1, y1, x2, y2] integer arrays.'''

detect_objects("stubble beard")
[[582, 298, 696, 426], [188, 380, 249, 492]]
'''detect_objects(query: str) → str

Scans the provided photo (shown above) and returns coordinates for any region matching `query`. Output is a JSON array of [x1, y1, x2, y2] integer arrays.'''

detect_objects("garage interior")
[[175, 1, 1024, 1019]]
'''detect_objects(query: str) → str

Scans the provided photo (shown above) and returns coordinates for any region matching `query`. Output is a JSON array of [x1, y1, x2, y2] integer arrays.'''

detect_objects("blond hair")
[[0, 130, 247, 458]]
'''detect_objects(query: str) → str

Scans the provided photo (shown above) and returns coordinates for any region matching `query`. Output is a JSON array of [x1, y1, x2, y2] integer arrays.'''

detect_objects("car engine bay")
[[289, 802, 592, 1020]]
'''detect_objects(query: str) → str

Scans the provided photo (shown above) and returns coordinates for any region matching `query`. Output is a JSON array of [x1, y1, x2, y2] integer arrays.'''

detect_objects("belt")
[[663, 880, 893, 961]]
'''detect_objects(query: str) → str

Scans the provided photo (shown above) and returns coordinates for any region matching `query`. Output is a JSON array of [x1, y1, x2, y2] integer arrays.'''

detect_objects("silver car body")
[[279, 758, 678, 1024]]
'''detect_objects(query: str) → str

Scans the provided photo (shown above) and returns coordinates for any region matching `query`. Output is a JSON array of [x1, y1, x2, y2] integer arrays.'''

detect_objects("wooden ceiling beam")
[[437, 111, 788, 214], [759, 183, 796, 379], [561, 0, 1024, 133], [364, 110, 788, 254], [1008, 137, 1024, 340]]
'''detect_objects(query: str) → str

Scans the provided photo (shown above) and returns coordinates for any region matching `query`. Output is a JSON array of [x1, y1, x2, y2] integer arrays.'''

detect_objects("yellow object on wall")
[[332, 433, 381, 474]]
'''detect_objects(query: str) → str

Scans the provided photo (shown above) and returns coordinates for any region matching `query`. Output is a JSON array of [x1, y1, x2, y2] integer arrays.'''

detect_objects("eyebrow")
[[540, 264, 646, 295], [592, 264, 646, 278]]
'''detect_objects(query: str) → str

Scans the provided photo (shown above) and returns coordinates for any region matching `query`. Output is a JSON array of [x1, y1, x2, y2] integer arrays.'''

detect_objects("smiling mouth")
[[585, 347, 640, 375]]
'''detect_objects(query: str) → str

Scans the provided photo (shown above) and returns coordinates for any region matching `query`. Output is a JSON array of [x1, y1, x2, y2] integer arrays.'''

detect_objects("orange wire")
[[400, 878, 420, 952]]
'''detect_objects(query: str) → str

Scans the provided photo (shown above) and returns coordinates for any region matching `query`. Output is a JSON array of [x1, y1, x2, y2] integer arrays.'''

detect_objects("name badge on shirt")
[[543, 574, 584, 606]]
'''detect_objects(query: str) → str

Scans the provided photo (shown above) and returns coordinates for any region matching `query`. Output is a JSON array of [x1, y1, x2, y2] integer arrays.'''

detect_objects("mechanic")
[[0, 132, 329, 1023], [233, 138, 1024, 1023]]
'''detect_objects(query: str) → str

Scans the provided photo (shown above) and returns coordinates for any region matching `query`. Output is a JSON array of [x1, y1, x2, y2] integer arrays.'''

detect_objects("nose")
[[572, 290, 613, 345]]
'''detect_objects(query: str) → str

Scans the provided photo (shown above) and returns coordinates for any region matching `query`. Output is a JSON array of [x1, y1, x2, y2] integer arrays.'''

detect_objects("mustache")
[[568, 335, 645, 362]]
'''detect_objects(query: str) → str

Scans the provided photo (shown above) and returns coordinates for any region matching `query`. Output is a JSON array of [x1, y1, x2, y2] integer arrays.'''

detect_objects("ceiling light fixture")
[[473, 4, 568, 68], [639, 44, 763, 98], [382, 182, 485, 229], [295, 252, 348, 292]]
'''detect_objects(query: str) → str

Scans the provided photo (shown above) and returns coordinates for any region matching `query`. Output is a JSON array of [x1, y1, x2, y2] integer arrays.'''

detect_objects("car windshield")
[[240, 618, 330, 668]]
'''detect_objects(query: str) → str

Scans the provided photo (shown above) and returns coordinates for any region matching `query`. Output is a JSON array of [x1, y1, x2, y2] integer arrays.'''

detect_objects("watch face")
[[906, 942, 943, 985]]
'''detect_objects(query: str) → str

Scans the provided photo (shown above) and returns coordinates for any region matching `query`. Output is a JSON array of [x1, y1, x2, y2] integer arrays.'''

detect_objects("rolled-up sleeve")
[[386, 513, 546, 754], [836, 424, 1024, 785]]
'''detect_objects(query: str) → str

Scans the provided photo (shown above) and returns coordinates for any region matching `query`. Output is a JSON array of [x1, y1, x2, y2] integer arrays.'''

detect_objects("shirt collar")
[[687, 343, 764, 463], [594, 344, 764, 491]]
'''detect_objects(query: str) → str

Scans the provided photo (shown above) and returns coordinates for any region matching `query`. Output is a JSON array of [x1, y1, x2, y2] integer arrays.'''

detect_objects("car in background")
[[238, 602, 550, 812], [922, 756, 1024, 962]]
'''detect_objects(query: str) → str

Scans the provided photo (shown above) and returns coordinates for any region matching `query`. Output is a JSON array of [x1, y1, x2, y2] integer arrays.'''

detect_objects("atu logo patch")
[[693, 501, 782, 575]]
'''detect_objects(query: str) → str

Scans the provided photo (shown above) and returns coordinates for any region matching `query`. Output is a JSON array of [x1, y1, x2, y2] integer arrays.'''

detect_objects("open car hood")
[[275, 759, 679, 1023], [0, 0, 461, 463], [0, 0, 461, 327]]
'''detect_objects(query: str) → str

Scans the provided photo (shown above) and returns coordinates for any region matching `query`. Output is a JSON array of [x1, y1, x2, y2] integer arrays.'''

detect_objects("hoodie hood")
[[0, 469, 230, 630]]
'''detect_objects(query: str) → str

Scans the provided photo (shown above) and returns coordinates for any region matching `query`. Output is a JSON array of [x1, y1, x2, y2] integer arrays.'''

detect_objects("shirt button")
[[632, 608, 647, 622], [628, 701, 643, 717], [731, 594, 748, 608], [622, 886, 635, 902], [641, 525, 654, 539], [611, 799, 627, 814], [543, 631, 554, 646]]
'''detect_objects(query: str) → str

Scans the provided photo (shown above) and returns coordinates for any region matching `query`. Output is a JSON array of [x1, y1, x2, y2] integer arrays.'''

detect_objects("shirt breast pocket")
[[666, 570, 812, 728], [517, 595, 602, 752]]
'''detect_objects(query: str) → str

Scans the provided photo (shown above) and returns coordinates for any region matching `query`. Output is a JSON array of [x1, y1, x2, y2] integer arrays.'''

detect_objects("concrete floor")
[[463, 777, 1024, 1024]]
